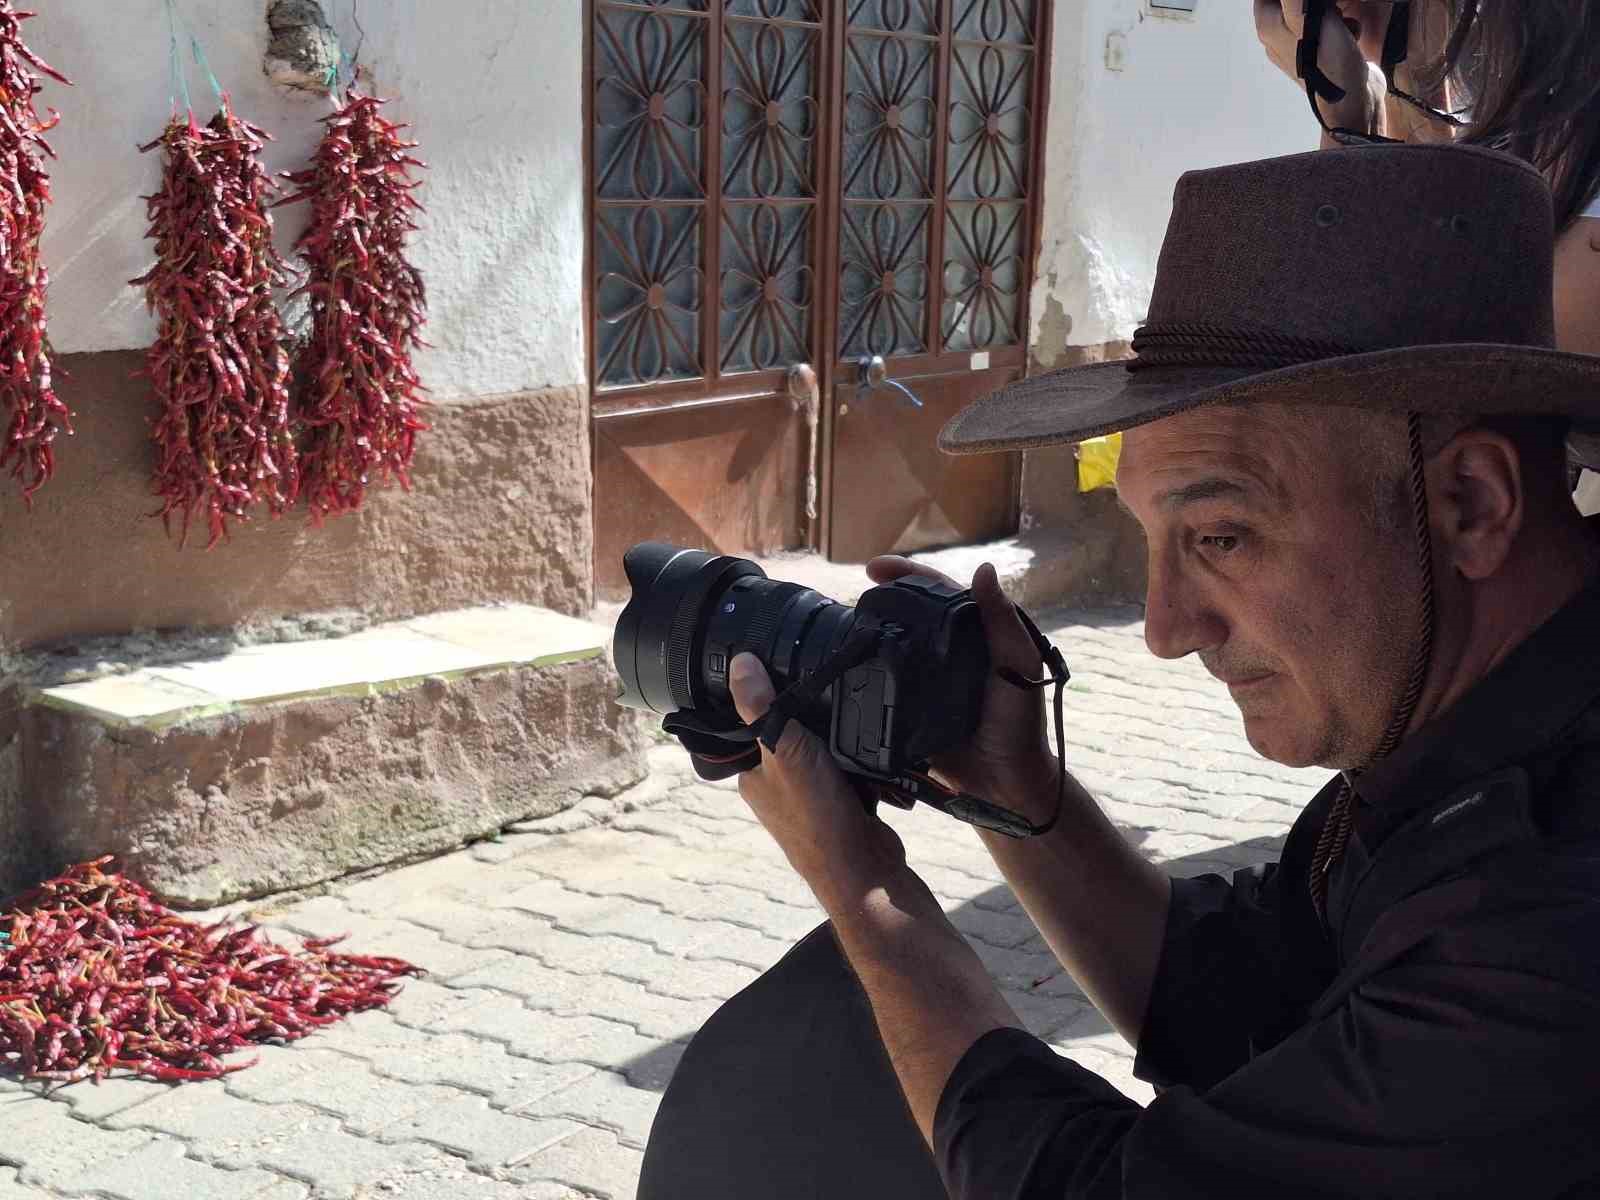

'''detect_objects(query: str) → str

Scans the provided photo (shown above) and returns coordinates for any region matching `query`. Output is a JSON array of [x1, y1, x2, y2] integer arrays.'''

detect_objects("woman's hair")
[[1420, 0, 1600, 229]]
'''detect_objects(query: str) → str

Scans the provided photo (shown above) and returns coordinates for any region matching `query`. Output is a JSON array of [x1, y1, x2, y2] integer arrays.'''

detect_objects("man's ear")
[[1426, 427, 1525, 581]]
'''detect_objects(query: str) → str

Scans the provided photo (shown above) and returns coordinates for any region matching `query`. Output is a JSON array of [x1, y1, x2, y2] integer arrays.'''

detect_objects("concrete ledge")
[[13, 607, 649, 907]]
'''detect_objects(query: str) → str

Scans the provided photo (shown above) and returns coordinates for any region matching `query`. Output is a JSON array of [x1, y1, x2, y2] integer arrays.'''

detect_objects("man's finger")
[[731, 652, 827, 768], [972, 562, 1043, 676], [1253, 0, 1289, 40], [865, 554, 961, 590], [729, 653, 776, 726]]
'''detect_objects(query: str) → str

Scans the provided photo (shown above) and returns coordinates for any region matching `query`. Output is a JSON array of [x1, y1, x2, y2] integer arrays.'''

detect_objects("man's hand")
[[1254, 0, 1382, 136], [727, 653, 907, 913], [867, 557, 1058, 823]]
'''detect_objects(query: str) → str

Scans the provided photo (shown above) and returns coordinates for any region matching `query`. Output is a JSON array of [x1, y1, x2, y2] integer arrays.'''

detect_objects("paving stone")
[[337, 1147, 567, 1198], [317, 1012, 595, 1108], [0, 1167, 55, 1199], [970, 937, 1066, 992], [507, 1125, 644, 1200], [662, 850, 824, 908], [515, 1069, 660, 1151], [223, 1047, 460, 1137], [104, 1080, 320, 1170], [254, 1118, 438, 1200], [377, 1094, 583, 1169], [449, 954, 722, 1041], [338, 853, 538, 917], [68, 1137, 294, 1200], [428, 1002, 666, 1077], [944, 899, 1040, 949], [455, 915, 762, 1001], [384, 979, 507, 1031], [268, 898, 498, 980], [49, 1072, 173, 1121], [0, 1093, 154, 1191]]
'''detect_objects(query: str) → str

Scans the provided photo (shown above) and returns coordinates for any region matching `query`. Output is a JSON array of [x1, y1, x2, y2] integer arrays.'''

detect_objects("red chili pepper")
[[0, 858, 422, 1085], [278, 90, 429, 523], [0, 2, 71, 503], [133, 99, 298, 547]]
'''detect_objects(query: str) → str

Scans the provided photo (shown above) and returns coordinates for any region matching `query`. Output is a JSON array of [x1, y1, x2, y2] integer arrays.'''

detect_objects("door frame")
[[582, 0, 1055, 567]]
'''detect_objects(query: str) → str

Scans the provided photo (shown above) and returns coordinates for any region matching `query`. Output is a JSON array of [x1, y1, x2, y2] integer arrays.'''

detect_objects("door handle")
[[856, 355, 923, 408]]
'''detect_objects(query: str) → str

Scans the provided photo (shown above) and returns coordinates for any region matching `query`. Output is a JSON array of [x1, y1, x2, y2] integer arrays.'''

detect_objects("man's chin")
[[1239, 714, 1326, 770]]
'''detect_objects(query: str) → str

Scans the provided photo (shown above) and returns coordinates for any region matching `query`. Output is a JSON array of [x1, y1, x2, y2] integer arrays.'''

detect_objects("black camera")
[[613, 543, 1069, 837]]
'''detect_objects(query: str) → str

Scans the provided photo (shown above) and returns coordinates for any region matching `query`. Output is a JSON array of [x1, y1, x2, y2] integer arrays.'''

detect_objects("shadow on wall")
[[618, 826, 1289, 1095]]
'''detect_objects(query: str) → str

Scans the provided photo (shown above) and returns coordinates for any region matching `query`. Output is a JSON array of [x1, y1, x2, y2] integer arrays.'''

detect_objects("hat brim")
[[938, 344, 1600, 470]]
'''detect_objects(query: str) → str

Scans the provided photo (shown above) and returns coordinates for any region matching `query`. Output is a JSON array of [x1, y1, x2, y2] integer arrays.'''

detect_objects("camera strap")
[[660, 623, 886, 783], [663, 607, 1073, 840], [906, 606, 1072, 839]]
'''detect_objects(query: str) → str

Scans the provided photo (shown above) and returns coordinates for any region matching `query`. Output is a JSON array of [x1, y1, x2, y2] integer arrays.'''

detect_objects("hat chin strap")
[[1309, 412, 1438, 920]]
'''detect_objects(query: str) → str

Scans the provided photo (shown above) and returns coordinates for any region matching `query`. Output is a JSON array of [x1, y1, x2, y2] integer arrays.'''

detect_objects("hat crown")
[[1146, 144, 1557, 353]]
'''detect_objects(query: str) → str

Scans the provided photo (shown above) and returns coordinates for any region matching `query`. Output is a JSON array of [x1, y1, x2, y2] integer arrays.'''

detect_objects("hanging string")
[[163, 0, 227, 118], [164, 0, 192, 119], [190, 31, 226, 106]]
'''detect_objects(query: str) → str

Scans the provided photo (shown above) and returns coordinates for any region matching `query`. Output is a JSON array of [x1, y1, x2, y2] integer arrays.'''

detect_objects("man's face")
[[1116, 404, 1417, 769]]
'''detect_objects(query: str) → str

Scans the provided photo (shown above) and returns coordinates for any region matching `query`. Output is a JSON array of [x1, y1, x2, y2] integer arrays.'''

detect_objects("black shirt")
[[934, 573, 1600, 1199]]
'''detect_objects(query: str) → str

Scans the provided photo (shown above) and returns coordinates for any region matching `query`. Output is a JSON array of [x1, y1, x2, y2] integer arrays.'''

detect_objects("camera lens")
[[614, 542, 854, 727]]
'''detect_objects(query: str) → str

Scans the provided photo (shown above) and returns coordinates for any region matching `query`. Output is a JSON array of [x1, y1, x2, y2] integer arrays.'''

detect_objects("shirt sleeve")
[[1131, 865, 1287, 1092], [933, 892, 1600, 1200]]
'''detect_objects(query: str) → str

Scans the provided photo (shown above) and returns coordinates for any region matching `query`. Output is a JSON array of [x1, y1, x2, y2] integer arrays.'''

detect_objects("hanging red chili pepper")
[[132, 100, 299, 548], [0, 857, 422, 1085], [0, 3, 70, 503], [280, 90, 428, 523]]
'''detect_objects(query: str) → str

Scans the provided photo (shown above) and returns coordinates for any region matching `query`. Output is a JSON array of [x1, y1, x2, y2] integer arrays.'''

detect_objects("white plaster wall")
[[29, 1, 585, 400], [1031, 0, 1316, 358]]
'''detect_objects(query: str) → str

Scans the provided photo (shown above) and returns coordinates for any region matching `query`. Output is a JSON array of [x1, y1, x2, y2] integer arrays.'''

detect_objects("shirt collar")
[[1350, 549, 1600, 816]]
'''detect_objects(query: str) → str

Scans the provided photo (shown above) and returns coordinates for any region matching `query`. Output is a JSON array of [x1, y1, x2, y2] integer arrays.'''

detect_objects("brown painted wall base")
[[13, 655, 649, 907], [0, 351, 594, 652]]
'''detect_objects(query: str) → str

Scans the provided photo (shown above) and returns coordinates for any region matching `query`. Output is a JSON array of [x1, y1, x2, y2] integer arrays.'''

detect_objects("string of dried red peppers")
[[281, 90, 428, 523], [0, 3, 69, 503], [133, 102, 299, 547], [0, 857, 422, 1085]]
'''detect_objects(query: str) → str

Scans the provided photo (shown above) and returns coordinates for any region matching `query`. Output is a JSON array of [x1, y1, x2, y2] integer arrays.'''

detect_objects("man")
[[639, 144, 1600, 1198]]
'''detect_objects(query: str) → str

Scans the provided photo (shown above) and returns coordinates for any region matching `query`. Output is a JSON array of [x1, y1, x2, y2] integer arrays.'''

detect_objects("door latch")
[[856, 355, 923, 408]]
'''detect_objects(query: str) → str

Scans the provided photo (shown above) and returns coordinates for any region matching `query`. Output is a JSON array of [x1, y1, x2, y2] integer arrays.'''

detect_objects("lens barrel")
[[613, 543, 853, 728]]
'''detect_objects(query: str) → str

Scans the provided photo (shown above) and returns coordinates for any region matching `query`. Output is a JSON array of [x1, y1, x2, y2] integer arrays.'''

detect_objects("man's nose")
[[1142, 546, 1225, 661]]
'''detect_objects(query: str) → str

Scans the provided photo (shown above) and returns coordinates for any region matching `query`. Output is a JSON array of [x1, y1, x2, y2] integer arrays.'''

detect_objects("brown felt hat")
[[940, 143, 1600, 470]]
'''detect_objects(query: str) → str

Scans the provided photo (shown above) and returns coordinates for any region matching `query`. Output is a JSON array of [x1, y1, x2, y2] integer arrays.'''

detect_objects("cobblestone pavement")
[[0, 610, 1321, 1199]]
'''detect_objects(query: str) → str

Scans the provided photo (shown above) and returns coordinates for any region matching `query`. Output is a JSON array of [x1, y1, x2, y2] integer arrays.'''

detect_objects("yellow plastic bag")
[[1076, 432, 1122, 493]]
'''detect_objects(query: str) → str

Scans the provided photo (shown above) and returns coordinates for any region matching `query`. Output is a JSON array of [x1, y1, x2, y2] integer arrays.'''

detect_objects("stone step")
[[5, 606, 650, 907]]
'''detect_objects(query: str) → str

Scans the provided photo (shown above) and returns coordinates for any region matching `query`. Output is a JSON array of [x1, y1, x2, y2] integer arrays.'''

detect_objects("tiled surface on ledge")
[[34, 606, 610, 727]]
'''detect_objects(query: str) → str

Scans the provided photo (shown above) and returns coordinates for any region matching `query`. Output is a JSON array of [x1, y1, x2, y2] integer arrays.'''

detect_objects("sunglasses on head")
[[1298, 0, 1470, 143]]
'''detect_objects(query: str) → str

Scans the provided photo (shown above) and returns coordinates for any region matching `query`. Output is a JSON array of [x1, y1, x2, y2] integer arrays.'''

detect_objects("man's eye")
[[1197, 534, 1240, 554]]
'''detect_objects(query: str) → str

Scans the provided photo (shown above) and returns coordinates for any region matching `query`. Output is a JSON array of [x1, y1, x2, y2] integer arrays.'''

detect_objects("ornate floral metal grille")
[[592, 0, 1041, 388], [838, 0, 1039, 361], [593, 0, 822, 390], [943, 1, 1036, 356]]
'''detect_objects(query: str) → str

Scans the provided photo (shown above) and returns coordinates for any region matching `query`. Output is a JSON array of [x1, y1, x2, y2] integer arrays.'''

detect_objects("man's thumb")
[[729, 653, 776, 726]]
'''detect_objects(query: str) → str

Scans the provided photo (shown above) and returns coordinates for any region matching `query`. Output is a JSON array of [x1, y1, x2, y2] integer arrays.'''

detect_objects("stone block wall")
[[16, 655, 647, 907]]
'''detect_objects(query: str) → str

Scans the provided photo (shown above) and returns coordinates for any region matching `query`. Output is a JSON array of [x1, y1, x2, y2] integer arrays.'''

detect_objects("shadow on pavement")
[[620, 827, 1288, 1093]]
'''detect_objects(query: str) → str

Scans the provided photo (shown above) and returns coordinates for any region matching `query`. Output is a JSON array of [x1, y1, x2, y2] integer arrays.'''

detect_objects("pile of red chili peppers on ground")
[[282, 90, 429, 523], [133, 102, 299, 548], [0, 2, 69, 503], [0, 857, 421, 1085]]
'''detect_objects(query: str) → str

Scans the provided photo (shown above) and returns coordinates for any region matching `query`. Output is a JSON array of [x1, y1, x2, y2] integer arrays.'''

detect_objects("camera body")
[[820, 574, 988, 781], [613, 543, 989, 787]]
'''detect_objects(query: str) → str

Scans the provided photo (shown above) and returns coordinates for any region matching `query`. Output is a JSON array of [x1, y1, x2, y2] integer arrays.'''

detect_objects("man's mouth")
[[1217, 672, 1276, 692]]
